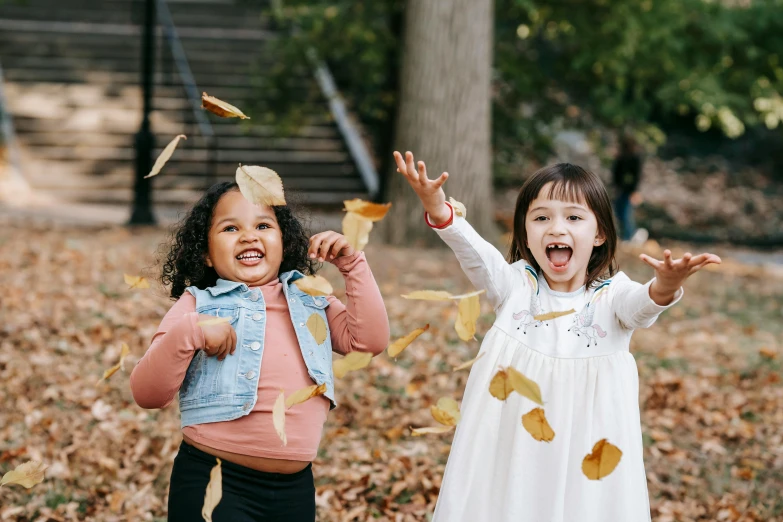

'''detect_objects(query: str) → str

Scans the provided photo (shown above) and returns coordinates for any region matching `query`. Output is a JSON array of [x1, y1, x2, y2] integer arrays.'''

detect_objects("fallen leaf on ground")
[[455, 294, 481, 341], [453, 352, 485, 372], [759, 346, 777, 359], [236, 165, 286, 207], [533, 309, 576, 321], [285, 383, 327, 408], [295, 275, 333, 297], [387, 324, 430, 358], [522, 407, 555, 442], [306, 313, 328, 345], [0, 461, 47, 489], [342, 212, 373, 251], [333, 351, 373, 379], [124, 274, 150, 289], [97, 342, 131, 385], [201, 458, 222, 522], [430, 397, 461, 426], [273, 390, 287, 446], [343, 199, 392, 222], [202, 92, 250, 119], [582, 439, 622, 480], [145, 134, 186, 178], [410, 425, 455, 436]]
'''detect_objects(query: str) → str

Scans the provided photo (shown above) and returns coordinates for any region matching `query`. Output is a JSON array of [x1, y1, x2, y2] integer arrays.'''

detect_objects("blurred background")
[[0, 0, 781, 521]]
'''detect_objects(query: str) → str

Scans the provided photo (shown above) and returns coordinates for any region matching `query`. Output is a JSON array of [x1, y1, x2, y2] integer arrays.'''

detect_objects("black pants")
[[168, 441, 316, 522]]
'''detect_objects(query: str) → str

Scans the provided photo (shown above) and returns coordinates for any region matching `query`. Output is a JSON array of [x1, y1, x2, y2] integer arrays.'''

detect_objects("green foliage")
[[253, 0, 783, 178]]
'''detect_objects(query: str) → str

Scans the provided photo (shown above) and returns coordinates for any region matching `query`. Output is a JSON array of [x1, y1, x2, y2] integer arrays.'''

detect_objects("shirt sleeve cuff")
[[331, 250, 365, 271], [642, 278, 684, 311], [424, 202, 454, 229]]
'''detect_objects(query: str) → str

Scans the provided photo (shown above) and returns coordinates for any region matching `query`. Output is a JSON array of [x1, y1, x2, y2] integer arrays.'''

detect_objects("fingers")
[[663, 249, 674, 269], [434, 171, 449, 189], [393, 151, 410, 179], [229, 327, 237, 355], [405, 151, 418, 182], [417, 160, 429, 184], [329, 236, 348, 259], [308, 233, 325, 260], [639, 253, 661, 270], [319, 235, 333, 261]]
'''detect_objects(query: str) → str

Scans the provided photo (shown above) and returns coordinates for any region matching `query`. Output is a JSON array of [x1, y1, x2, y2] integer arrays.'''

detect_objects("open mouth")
[[545, 243, 572, 272], [236, 248, 265, 266]]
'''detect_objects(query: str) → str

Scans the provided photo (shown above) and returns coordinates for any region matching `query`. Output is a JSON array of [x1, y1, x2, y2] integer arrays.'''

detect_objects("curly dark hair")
[[161, 181, 317, 299]]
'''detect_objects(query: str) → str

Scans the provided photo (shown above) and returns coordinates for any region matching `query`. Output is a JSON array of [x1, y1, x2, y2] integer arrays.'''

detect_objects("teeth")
[[237, 251, 263, 259], [547, 244, 570, 249]]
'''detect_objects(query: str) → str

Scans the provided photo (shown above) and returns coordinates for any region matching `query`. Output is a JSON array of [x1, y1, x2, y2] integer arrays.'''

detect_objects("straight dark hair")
[[507, 163, 618, 290]]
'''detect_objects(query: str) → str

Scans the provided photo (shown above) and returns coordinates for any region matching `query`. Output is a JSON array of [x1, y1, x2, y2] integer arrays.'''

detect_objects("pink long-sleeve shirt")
[[130, 251, 389, 461]]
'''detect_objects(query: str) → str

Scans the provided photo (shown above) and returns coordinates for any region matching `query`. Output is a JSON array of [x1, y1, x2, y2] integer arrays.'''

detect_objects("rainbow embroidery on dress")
[[513, 266, 547, 334], [568, 279, 611, 347]]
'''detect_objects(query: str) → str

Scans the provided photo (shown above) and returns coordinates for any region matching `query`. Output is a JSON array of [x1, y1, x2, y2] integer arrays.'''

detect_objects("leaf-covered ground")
[[0, 224, 781, 522]]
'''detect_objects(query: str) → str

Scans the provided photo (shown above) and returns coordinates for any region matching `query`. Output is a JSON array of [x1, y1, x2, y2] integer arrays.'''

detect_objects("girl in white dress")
[[393, 151, 721, 522]]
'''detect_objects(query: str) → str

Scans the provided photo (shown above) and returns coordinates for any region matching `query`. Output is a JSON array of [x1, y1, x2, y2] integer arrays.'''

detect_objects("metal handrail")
[[0, 60, 27, 187], [154, 0, 218, 183]]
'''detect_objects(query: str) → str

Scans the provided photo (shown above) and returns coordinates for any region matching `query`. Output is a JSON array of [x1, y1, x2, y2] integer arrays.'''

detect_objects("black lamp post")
[[129, 0, 157, 225]]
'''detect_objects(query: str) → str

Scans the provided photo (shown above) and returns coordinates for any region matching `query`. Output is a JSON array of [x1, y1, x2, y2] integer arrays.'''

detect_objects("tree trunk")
[[380, 0, 495, 246]]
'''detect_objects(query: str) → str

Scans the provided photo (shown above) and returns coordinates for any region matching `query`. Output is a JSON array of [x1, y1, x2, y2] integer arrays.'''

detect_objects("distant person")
[[612, 135, 647, 243]]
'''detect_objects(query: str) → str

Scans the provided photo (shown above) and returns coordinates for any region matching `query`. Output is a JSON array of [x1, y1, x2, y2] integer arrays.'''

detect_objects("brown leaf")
[[294, 275, 333, 297], [581, 439, 623, 480], [236, 165, 286, 207], [333, 351, 373, 379], [453, 352, 485, 372], [145, 134, 186, 178], [273, 390, 287, 446], [201, 92, 250, 119], [342, 212, 373, 251], [285, 383, 327, 409], [0, 461, 47, 489], [522, 407, 555, 442], [343, 199, 392, 222], [201, 458, 222, 522], [455, 294, 481, 341], [401, 289, 485, 301], [387, 324, 430, 358], [430, 397, 461, 426], [489, 369, 514, 400], [306, 313, 328, 345], [759, 346, 777, 359], [124, 274, 150, 289], [533, 309, 576, 321], [410, 425, 455, 436], [489, 367, 544, 405], [97, 343, 131, 385], [449, 197, 466, 218]]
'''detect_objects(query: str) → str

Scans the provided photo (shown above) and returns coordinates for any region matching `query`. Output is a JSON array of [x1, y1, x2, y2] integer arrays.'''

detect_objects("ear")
[[205, 254, 213, 267], [593, 234, 606, 247]]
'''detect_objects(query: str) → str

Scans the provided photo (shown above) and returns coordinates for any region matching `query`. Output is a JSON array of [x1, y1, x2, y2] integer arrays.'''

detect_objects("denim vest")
[[179, 270, 335, 429]]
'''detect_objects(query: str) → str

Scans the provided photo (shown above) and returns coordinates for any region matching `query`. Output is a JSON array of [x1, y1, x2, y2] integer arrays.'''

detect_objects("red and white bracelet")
[[424, 201, 454, 229]]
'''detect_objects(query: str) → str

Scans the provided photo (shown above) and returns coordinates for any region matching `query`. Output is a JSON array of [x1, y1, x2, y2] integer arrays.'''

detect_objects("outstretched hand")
[[640, 249, 721, 305], [393, 151, 451, 224]]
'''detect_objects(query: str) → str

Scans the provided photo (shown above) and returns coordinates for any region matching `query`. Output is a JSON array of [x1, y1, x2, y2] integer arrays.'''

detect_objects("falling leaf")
[[410, 425, 455, 436], [582, 439, 623, 480], [145, 134, 186, 178], [455, 294, 481, 341], [285, 383, 327, 408], [449, 197, 466, 218], [294, 275, 333, 297], [342, 212, 373, 251], [201, 92, 250, 119], [401, 289, 485, 300], [522, 407, 555, 442], [533, 309, 576, 321], [430, 397, 461, 426], [197, 317, 231, 327], [759, 346, 777, 359], [343, 199, 392, 222], [489, 367, 544, 405], [201, 458, 222, 522], [124, 274, 149, 290], [387, 324, 430, 358], [97, 343, 131, 385], [453, 352, 485, 372], [306, 313, 328, 345], [236, 165, 286, 207], [273, 390, 287, 446], [333, 351, 373, 379], [0, 461, 47, 489]]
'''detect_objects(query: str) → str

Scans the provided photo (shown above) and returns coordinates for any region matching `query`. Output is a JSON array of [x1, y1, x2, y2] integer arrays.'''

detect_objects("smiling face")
[[524, 183, 605, 292], [205, 190, 283, 287]]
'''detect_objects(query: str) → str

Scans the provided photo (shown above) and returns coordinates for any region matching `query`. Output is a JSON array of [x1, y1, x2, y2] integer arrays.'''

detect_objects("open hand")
[[198, 315, 237, 360], [640, 249, 721, 303], [393, 151, 450, 224], [309, 231, 355, 261]]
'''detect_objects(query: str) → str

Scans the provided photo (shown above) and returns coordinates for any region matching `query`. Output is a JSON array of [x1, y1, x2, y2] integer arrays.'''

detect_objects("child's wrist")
[[425, 202, 452, 227]]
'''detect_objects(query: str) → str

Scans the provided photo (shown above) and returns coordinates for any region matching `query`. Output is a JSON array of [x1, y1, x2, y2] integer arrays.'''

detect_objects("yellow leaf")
[[430, 397, 461, 426], [201, 458, 222, 522], [201, 92, 250, 119], [401, 289, 485, 300], [273, 390, 287, 446], [236, 165, 286, 207], [306, 313, 328, 345], [449, 197, 466, 218], [450, 289, 486, 300], [453, 352, 485, 372], [533, 309, 576, 321], [97, 343, 131, 385], [759, 346, 777, 359], [507, 366, 544, 405], [145, 134, 186, 178], [581, 439, 623, 480], [387, 324, 430, 358], [294, 275, 333, 297], [124, 274, 149, 289], [410, 425, 455, 436], [455, 294, 481, 341], [0, 461, 47, 489], [197, 316, 231, 327], [333, 351, 373, 379], [343, 199, 392, 222], [522, 407, 555, 442], [285, 383, 327, 408], [342, 212, 373, 251], [489, 369, 514, 400]]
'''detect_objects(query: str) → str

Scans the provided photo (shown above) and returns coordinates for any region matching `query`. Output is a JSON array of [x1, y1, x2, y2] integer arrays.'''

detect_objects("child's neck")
[[540, 270, 587, 294]]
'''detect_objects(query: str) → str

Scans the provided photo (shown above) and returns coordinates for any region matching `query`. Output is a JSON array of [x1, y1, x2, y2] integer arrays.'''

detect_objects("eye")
[[257, 223, 270, 230], [568, 215, 582, 221], [223, 225, 237, 232], [534, 216, 548, 221]]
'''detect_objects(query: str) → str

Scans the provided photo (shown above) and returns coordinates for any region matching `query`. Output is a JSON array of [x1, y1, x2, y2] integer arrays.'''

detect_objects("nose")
[[548, 216, 567, 236], [239, 229, 260, 243]]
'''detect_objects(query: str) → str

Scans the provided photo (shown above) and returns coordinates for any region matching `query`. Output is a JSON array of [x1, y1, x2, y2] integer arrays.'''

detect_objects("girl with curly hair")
[[130, 181, 390, 522]]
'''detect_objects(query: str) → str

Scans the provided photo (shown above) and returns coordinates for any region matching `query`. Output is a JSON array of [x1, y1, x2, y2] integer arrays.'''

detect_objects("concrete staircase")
[[0, 0, 369, 210]]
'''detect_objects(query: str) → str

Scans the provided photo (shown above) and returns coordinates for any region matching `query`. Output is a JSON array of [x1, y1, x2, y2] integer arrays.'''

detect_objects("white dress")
[[431, 215, 682, 522]]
